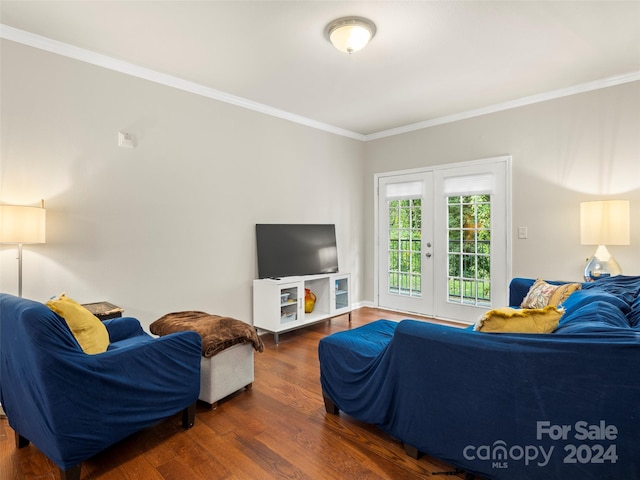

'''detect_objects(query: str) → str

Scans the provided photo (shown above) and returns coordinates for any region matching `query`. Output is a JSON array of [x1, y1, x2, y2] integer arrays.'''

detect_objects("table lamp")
[[580, 200, 630, 281], [0, 201, 46, 297]]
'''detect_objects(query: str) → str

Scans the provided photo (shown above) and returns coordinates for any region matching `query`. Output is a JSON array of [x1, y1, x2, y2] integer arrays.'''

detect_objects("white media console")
[[253, 272, 351, 344]]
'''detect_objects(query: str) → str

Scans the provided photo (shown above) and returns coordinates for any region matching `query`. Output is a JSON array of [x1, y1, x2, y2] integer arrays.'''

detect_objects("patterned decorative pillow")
[[520, 279, 581, 309]]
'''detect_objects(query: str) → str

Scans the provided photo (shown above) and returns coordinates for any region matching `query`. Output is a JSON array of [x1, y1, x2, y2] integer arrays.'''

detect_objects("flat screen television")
[[256, 224, 339, 279]]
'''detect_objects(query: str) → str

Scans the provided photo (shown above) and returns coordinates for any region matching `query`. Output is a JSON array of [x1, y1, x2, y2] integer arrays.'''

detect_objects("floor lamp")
[[0, 202, 45, 417], [0, 201, 46, 297]]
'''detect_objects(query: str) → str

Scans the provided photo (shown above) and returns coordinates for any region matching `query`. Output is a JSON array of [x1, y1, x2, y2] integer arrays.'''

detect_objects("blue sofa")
[[319, 276, 640, 480], [0, 293, 202, 480]]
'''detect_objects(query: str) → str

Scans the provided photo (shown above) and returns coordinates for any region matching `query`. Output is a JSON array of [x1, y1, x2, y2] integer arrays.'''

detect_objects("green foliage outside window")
[[388, 199, 422, 296], [386, 195, 491, 305], [447, 195, 491, 304]]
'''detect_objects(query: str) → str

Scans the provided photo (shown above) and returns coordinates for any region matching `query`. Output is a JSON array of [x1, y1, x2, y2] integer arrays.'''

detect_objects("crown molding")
[[2, 24, 638, 143], [364, 70, 640, 141], [0, 25, 366, 141]]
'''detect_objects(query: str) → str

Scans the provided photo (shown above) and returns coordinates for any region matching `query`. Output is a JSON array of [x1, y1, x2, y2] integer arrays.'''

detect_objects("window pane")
[[389, 208, 398, 228], [412, 207, 422, 229], [389, 273, 399, 292], [411, 252, 421, 271], [463, 238, 476, 253], [387, 198, 422, 298], [449, 254, 460, 276], [399, 208, 410, 228], [478, 255, 490, 278], [463, 254, 476, 275], [400, 252, 411, 272], [462, 204, 475, 222], [447, 194, 492, 305], [448, 205, 461, 228], [389, 251, 399, 270], [412, 274, 421, 294]]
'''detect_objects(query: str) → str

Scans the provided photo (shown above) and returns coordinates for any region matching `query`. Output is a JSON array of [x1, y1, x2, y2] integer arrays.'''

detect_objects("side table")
[[82, 301, 124, 321]]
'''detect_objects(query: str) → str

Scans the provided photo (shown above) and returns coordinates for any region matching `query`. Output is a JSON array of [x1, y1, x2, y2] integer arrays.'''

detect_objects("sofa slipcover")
[[319, 276, 640, 479]]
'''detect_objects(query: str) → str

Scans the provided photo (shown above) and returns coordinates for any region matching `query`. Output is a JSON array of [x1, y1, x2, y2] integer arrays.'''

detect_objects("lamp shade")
[[0, 205, 46, 244], [326, 17, 376, 54], [580, 200, 630, 246]]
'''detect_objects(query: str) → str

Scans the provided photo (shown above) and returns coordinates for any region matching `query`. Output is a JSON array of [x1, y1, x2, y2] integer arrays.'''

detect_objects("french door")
[[377, 157, 510, 323], [378, 172, 435, 314]]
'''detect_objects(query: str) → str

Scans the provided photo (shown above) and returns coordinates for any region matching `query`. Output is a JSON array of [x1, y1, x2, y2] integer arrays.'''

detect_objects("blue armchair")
[[0, 293, 202, 480]]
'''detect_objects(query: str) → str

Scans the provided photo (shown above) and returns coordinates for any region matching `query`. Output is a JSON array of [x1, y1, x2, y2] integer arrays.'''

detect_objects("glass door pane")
[[446, 194, 491, 306], [388, 198, 422, 297]]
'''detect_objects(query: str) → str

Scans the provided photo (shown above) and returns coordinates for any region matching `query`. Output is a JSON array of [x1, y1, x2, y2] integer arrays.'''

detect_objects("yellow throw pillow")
[[47, 294, 110, 354], [474, 305, 564, 334], [520, 279, 581, 309]]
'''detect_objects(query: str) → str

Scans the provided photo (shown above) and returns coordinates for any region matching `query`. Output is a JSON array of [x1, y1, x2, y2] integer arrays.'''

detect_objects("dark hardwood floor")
[[0, 307, 468, 480]]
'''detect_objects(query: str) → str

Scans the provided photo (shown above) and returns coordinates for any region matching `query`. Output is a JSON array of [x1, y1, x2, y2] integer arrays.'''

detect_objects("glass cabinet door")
[[279, 284, 299, 324], [333, 275, 350, 312]]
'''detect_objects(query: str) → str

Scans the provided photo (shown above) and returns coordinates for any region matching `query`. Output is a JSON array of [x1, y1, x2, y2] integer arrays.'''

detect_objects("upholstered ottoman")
[[150, 311, 264, 407]]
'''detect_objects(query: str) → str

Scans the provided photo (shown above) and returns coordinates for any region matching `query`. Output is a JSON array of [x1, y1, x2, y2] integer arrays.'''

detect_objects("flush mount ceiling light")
[[326, 17, 376, 54]]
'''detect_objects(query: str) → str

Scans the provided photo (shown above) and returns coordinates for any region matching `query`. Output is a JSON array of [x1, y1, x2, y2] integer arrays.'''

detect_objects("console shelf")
[[253, 273, 351, 344]]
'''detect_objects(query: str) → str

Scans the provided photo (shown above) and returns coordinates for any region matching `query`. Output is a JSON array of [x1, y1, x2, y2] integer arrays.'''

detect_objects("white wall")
[[364, 81, 640, 301], [0, 40, 366, 328], [3, 40, 639, 320]]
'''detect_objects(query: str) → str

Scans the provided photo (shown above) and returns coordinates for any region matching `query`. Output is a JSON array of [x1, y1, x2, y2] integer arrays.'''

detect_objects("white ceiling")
[[2, 1, 640, 140]]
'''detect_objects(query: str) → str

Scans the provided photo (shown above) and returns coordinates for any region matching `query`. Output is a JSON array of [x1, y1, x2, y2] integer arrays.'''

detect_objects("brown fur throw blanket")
[[150, 311, 264, 358]]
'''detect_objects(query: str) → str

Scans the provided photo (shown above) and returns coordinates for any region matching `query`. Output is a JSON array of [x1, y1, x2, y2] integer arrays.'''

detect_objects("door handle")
[[425, 252, 432, 258]]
